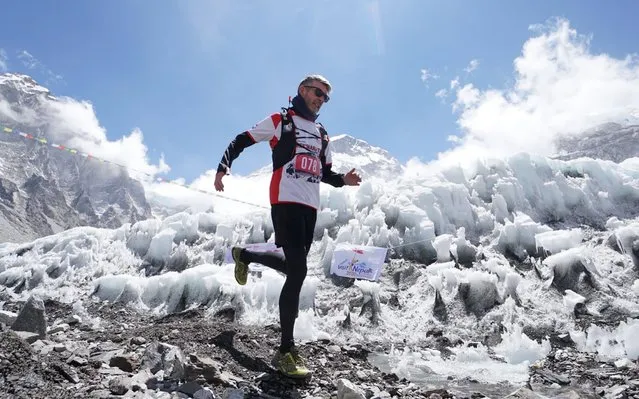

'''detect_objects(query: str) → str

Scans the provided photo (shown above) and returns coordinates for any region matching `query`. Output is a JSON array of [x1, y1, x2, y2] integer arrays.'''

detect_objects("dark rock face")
[[11, 295, 47, 339]]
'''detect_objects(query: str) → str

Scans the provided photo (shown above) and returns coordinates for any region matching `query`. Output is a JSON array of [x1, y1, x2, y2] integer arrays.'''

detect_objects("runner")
[[214, 74, 361, 378]]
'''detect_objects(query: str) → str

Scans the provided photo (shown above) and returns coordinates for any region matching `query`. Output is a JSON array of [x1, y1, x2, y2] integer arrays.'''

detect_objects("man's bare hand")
[[343, 168, 361, 186], [214, 171, 226, 191]]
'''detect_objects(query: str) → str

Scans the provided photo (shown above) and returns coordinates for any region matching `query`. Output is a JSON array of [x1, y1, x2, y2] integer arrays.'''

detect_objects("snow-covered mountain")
[[249, 133, 402, 180], [326, 134, 403, 178], [0, 73, 152, 243], [554, 122, 639, 162]]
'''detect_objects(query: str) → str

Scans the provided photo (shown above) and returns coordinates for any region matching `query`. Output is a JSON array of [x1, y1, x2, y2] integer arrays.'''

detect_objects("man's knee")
[[294, 264, 308, 281], [288, 259, 307, 281]]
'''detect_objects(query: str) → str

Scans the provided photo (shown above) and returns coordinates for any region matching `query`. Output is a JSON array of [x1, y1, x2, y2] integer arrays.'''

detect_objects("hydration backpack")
[[273, 106, 329, 171]]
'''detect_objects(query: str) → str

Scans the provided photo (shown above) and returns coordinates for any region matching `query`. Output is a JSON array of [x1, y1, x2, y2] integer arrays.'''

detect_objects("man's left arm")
[[321, 162, 345, 187], [320, 134, 361, 187]]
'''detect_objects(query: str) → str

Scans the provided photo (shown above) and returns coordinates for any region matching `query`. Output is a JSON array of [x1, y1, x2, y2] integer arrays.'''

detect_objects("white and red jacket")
[[217, 96, 344, 209]]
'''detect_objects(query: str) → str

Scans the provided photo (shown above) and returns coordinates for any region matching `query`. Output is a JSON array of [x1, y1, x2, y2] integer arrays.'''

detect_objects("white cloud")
[[0, 49, 7, 71], [18, 50, 37, 69], [436, 17, 639, 167], [420, 68, 439, 87], [43, 97, 170, 178], [464, 59, 480, 74], [0, 98, 38, 125], [18, 50, 64, 86], [435, 88, 448, 102], [0, 80, 169, 179], [447, 135, 462, 144], [452, 84, 480, 112]]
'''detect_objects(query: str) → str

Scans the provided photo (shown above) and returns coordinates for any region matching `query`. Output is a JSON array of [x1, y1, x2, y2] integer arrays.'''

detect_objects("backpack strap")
[[317, 122, 329, 162], [280, 105, 328, 161], [280, 106, 294, 134]]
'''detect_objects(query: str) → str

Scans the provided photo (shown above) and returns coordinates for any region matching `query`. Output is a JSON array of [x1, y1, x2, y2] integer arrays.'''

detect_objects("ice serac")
[[0, 73, 152, 243]]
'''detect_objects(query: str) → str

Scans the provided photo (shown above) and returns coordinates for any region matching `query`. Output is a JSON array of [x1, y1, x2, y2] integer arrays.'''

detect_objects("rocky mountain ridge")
[[554, 122, 639, 162], [0, 73, 152, 243]]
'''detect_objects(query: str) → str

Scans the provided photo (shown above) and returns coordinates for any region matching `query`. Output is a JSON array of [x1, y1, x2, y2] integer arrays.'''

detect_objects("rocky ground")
[[0, 293, 638, 399]]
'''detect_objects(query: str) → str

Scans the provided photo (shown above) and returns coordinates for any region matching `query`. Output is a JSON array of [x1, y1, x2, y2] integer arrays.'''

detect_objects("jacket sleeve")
[[320, 135, 345, 187], [217, 113, 282, 173]]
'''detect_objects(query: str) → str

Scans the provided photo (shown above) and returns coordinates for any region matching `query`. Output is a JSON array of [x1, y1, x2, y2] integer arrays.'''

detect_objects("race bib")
[[294, 154, 320, 176]]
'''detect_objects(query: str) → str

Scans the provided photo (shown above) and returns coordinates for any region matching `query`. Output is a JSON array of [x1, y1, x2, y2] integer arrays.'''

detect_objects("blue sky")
[[1, 0, 639, 182]]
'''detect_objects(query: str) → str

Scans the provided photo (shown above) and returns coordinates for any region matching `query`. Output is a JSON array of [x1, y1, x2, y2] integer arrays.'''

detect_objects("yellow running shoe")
[[231, 247, 248, 285], [271, 349, 311, 379]]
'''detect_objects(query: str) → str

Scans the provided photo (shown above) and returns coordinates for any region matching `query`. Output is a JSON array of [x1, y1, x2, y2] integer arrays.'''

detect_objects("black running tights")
[[241, 246, 308, 353]]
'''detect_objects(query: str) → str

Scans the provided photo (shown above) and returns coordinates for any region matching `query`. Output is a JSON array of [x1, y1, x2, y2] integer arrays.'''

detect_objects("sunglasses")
[[304, 85, 330, 102]]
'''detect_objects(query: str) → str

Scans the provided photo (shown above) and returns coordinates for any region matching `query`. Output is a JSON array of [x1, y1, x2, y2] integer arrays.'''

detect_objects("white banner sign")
[[224, 242, 283, 268], [330, 243, 388, 281]]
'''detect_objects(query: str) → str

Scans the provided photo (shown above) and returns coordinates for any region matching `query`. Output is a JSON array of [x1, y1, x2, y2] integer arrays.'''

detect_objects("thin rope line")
[[3, 122, 435, 249], [1, 123, 271, 210], [385, 236, 434, 250]]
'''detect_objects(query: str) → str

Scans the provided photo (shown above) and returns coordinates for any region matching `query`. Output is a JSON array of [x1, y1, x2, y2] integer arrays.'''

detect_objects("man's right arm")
[[217, 113, 282, 174], [217, 132, 255, 174]]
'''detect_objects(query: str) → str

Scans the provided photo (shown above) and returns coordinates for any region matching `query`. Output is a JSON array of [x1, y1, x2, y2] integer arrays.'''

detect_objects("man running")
[[214, 74, 361, 378]]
